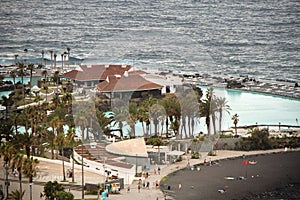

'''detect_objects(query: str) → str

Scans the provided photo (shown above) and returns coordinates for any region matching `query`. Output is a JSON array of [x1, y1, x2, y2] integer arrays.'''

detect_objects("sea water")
[[0, 0, 299, 82]]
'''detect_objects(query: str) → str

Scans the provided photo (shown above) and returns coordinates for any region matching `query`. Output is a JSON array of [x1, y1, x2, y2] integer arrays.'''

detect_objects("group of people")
[[137, 179, 151, 192], [154, 166, 161, 175]]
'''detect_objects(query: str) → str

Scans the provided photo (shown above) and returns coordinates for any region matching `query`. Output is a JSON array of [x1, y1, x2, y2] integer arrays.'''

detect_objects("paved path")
[[108, 148, 293, 200], [0, 148, 294, 199]]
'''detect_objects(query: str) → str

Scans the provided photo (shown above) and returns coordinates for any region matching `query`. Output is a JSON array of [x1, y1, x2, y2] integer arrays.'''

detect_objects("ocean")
[[0, 0, 299, 82]]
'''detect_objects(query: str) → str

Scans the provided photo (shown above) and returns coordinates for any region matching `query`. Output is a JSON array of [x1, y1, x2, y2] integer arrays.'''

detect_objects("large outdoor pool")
[[197, 86, 300, 132]]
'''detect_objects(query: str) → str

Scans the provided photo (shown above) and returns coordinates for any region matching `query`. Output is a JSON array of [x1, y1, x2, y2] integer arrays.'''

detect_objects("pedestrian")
[[40, 192, 43, 200], [138, 184, 141, 193], [127, 186, 130, 192], [178, 183, 182, 190], [155, 180, 159, 189], [146, 181, 150, 189], [158, 167, 161, 175]]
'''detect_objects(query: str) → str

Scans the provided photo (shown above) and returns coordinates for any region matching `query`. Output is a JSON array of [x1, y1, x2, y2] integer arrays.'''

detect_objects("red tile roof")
[[62, 64, 133, 81], [96, 74, 163, 92]]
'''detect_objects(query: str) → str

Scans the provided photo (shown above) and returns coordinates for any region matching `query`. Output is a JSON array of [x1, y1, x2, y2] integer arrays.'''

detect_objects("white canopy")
[[31, 85, 40, 92], [167, 150, 185, 156]]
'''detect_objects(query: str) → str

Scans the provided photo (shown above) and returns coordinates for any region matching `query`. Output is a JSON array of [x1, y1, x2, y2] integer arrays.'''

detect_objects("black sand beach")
[[161, 151, 300, 200]]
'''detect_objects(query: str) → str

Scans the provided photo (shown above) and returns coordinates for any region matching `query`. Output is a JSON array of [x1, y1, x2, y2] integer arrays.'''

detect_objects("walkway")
[[108, 148, 294, 200], [0, 148, 295, 200]]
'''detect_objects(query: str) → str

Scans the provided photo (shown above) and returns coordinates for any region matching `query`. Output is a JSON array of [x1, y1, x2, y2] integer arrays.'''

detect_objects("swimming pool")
[[198, 86, 300, 132]]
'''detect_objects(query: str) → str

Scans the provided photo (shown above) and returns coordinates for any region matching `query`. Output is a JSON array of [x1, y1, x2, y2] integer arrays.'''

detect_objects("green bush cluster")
[[235, 128, 300, 151], [191, 151, 200, 159]]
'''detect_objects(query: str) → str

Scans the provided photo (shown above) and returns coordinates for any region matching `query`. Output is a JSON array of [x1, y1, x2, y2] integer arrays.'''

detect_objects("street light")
[[4, 163, 9, 199], [135, 154, 138, 176], [29, 183, 33, 200], [81, 135, 84, 200]]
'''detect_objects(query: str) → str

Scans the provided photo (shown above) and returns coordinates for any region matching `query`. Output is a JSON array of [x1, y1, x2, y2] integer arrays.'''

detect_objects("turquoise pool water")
[[198, 86, 300, 132]]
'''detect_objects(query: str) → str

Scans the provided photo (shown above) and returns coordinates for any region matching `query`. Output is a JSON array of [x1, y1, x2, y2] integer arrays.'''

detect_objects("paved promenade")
[[0, 148, 295, 200], [108, 148, 293, 200]]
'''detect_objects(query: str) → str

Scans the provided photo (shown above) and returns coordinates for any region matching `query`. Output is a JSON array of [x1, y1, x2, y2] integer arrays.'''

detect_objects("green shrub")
[[191, 152, 200, 159], [208, 151, 216, 156]]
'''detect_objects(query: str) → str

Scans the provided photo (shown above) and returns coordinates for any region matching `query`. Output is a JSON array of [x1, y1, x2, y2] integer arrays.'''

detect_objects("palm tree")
[[10, 71, 17, 89], [210, 97, 218, 135], [41, 70, 47, 84], [44, 85, 49, 102], [57, 132, 67, 181], [0, 142, 15, 198], [96, 110, 114, 140], [27, 64, 34, 88], [8, 190, 25, 200], [49, 50, 53, 68], [14, 54, 18, 66], [178, 91, 199, 138], [54, 53, 57, 69], [52, 94, 60, 109], [139, 97, 157, 137], [61, 54, 64, 71], [216, 97, 231, 132], [17, 62, 26, 99], [53, 71, 60, 85], [199, 88, 214, 135], [66, 128, 76, 183], [129, 102, 139, 137], [11, 151, 25, 200], [23, 157, 39, 200], [232, 114, 239, 135], [112, 106, 129, 139], [64, 52, 67, 68], [67, 47, 70, 67], [149, 104, 165, 137], [1, 95, 13, 119], [62, 92, 72, 114], [73, 108, 88, 200], [27, 63, 35, 99]]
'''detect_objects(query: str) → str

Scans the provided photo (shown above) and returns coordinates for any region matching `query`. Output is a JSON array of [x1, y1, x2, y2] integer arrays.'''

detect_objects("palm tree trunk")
[[188, 116, 191, 137], [234, 124, 237, 135], [165, 117, 169, 138], [62, 148, 66, 181], [18, 168, 22, 199], [206, 116, 211, 135], [219, 111, 223, 132], [51, 138, 55, 159], [212, 113, 217, 134], [72, 152, 75, 183]]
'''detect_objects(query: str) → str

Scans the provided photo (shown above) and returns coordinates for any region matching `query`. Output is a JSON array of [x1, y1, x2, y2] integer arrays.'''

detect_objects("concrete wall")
[[73, 150, 136, 185]]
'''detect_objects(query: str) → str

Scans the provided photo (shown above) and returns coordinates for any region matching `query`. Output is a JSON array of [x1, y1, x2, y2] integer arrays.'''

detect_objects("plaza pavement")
[[0, 148, 294, 200], [109, 148, 292, 200]]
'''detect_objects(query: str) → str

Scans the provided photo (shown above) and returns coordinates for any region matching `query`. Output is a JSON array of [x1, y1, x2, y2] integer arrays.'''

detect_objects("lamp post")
[[29, 183, 33, 200], [135, 154, 138, 176], [81, 133, 84, 200], [14, 54, 18, 66], [4, 163, 9, 199], [61, 54, 64, 71]]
